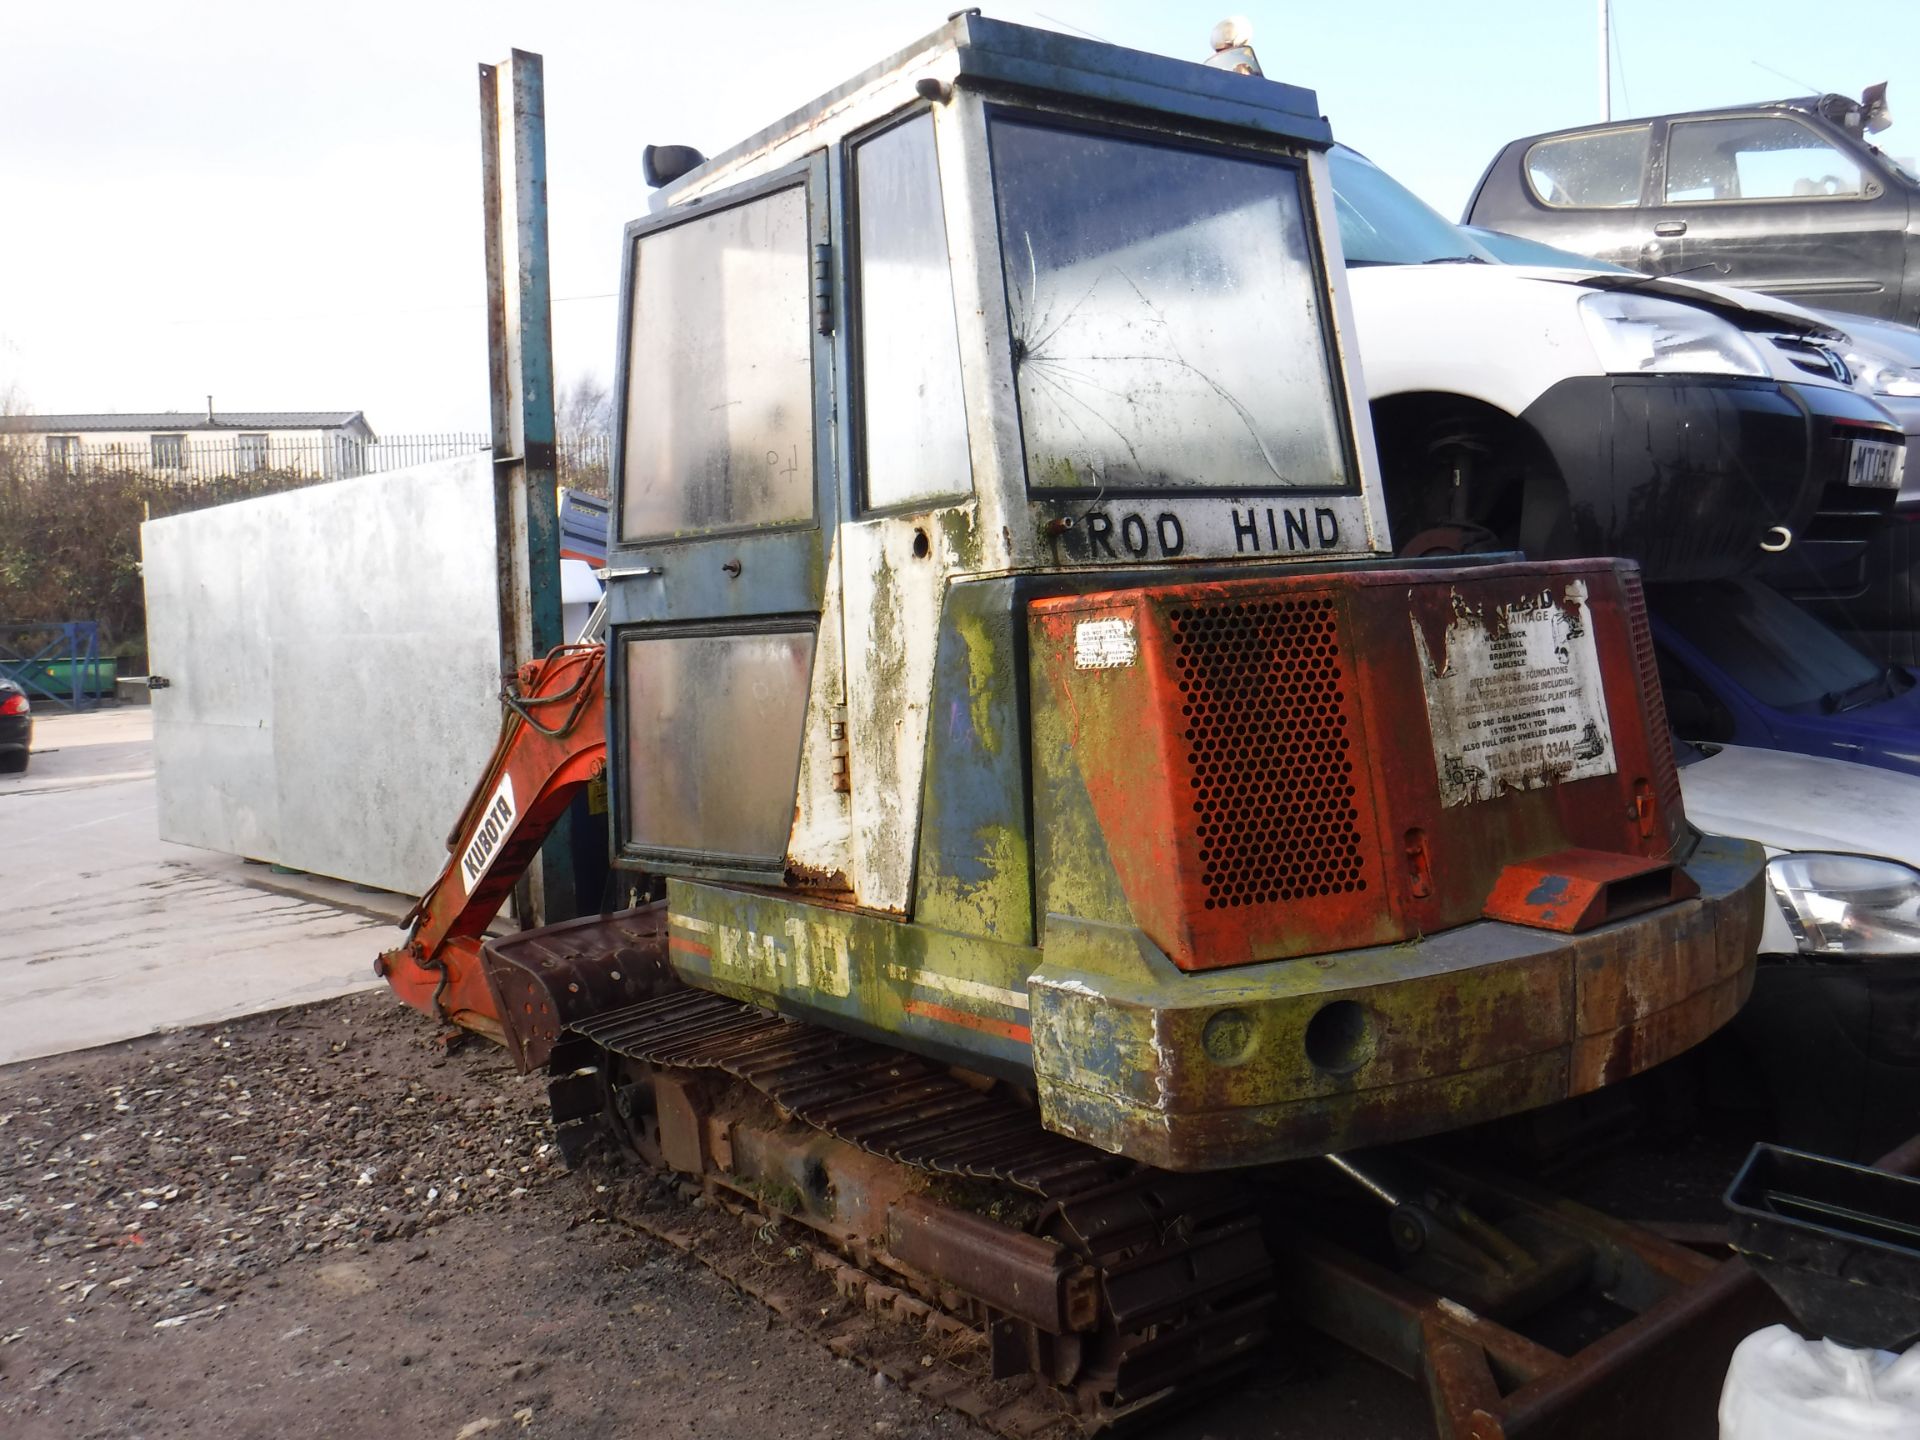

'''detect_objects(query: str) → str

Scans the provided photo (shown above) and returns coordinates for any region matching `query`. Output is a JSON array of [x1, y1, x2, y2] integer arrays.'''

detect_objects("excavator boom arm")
[[377, 643, 607, 1031]]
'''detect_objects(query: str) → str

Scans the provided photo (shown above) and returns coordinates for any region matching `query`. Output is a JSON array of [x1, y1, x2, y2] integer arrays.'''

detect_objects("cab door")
[[603, 155, 839, 881]]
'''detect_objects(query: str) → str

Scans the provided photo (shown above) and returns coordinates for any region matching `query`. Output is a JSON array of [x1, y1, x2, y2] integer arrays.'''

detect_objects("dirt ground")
[[0, 992, 971, 1440], [0, 991, 1424, 1440]]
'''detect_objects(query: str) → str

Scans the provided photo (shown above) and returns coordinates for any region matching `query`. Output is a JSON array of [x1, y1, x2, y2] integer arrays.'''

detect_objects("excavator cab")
[[605, 18, 1386, 901]]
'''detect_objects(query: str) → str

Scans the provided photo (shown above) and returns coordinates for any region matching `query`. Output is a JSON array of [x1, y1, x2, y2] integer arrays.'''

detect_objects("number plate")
[[1847, 436, 1905, 490]]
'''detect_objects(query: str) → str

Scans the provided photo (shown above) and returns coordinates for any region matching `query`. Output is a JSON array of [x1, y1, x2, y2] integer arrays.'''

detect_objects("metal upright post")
[[480, 48, 575, 926], [1597, 0, 1611, 123]]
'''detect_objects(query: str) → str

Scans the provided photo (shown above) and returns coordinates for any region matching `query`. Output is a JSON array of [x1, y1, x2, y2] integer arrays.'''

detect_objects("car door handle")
[[1653, 220, 1687, 237]]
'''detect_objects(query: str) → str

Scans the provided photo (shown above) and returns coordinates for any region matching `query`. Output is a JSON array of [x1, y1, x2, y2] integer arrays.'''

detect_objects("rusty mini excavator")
[[379, 17, 1783, 1436]]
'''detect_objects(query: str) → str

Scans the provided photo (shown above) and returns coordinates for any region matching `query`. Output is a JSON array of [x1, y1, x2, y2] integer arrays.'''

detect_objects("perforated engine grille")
[[1621, 578, 1684, 817], [1169, 596, 1366, 910]]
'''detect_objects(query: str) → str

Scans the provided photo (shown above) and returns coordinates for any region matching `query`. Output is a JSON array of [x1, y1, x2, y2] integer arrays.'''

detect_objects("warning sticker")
[[1412, 581, 1615, 808], [1074, 617, 1138, 669]]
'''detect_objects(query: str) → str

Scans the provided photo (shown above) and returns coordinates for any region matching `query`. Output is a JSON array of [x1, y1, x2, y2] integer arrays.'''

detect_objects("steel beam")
[[480, 48, 576, 924]]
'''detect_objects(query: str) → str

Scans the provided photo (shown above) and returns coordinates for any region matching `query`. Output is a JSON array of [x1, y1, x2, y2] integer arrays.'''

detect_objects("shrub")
[[0, 443, 328, 667]]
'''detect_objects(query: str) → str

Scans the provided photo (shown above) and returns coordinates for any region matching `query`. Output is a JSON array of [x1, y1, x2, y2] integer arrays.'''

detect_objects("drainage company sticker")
[[459, 773, 517, 895], [1074, 617, 1138, 669], [1412, 581, 1615, 808]]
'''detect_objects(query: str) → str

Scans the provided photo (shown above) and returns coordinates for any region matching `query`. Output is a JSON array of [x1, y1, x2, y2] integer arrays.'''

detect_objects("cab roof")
[[653, 13, 1332, 208]]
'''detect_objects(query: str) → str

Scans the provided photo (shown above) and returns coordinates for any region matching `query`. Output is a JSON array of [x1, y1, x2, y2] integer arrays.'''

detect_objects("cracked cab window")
[[620, 185, 815, 541], [988, 118, 1347, 492]]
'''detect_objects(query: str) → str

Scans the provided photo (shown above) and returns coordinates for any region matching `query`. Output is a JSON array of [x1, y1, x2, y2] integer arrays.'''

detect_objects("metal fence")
[[11, 431, 614, 494], [556, 433, 610, 495], [0, 621, 109, 711]]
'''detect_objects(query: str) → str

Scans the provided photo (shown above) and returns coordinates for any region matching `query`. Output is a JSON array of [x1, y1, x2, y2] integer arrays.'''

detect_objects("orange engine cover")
[[1028, 558, 1685, 971]]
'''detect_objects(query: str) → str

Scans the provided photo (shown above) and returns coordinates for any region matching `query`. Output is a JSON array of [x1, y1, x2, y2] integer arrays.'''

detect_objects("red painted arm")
[[377, 644, 607, 1034]]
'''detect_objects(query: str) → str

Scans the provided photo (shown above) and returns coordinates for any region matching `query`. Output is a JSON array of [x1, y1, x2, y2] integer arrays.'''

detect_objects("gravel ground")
[[1, 1007, 555, 1321], [0, 989, 1426, 1440], [0, 991, 969, 1440]]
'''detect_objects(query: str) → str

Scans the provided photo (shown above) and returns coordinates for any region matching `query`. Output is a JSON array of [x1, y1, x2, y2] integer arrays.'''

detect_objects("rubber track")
[[589, 1174, 1083, 1439], [560, 988, 1276, 1428], [569, 989, 1125, 1197]]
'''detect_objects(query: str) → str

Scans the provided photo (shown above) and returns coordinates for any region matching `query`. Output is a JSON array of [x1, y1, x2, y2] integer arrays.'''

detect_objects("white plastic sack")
[[559, 558, 604, 644], [1721, 1324, 1920, 1439]]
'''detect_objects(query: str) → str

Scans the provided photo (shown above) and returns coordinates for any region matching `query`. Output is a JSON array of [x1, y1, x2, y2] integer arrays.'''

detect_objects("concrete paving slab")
[[0, 707, 409, 1065]]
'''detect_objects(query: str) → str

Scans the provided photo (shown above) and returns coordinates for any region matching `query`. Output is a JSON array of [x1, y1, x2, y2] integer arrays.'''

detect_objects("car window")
[[1653, 579, 1883, 711], [1328, 145, 1491, 266], [1524, 126, 1651, 208], [1665, 116, 1864, 202]]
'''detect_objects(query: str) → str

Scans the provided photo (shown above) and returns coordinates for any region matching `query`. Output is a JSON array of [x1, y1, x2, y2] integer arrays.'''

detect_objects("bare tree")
[[556, 373, 613, 443], [0, 381, 33, 468], [554, 373, 614, 495]]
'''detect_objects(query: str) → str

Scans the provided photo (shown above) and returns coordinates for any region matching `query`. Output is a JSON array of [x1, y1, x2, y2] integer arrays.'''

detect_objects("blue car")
[[1651, 577, 1920, 775]]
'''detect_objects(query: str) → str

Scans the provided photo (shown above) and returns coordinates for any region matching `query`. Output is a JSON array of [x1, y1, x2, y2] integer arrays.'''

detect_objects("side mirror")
[[1863, 81, 1892, 135]]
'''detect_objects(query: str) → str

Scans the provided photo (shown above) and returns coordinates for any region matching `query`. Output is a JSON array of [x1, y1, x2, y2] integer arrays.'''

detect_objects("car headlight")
[[1840, 340, 1920, 398], [1767, 853, 1920, 957], [1578, 291, 1768, 378]]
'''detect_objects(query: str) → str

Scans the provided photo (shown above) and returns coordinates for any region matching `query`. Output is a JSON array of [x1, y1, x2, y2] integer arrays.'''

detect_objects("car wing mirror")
[[1863, 82, 1892, 135]]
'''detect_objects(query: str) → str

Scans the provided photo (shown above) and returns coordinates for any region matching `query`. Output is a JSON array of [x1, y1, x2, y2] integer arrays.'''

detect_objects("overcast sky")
[[3, 1, 1914, 432]]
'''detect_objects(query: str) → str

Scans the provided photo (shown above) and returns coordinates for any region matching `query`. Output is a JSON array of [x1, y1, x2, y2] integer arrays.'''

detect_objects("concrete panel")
[[144, 496, 278, 860], [141, 454, 504, 892]]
